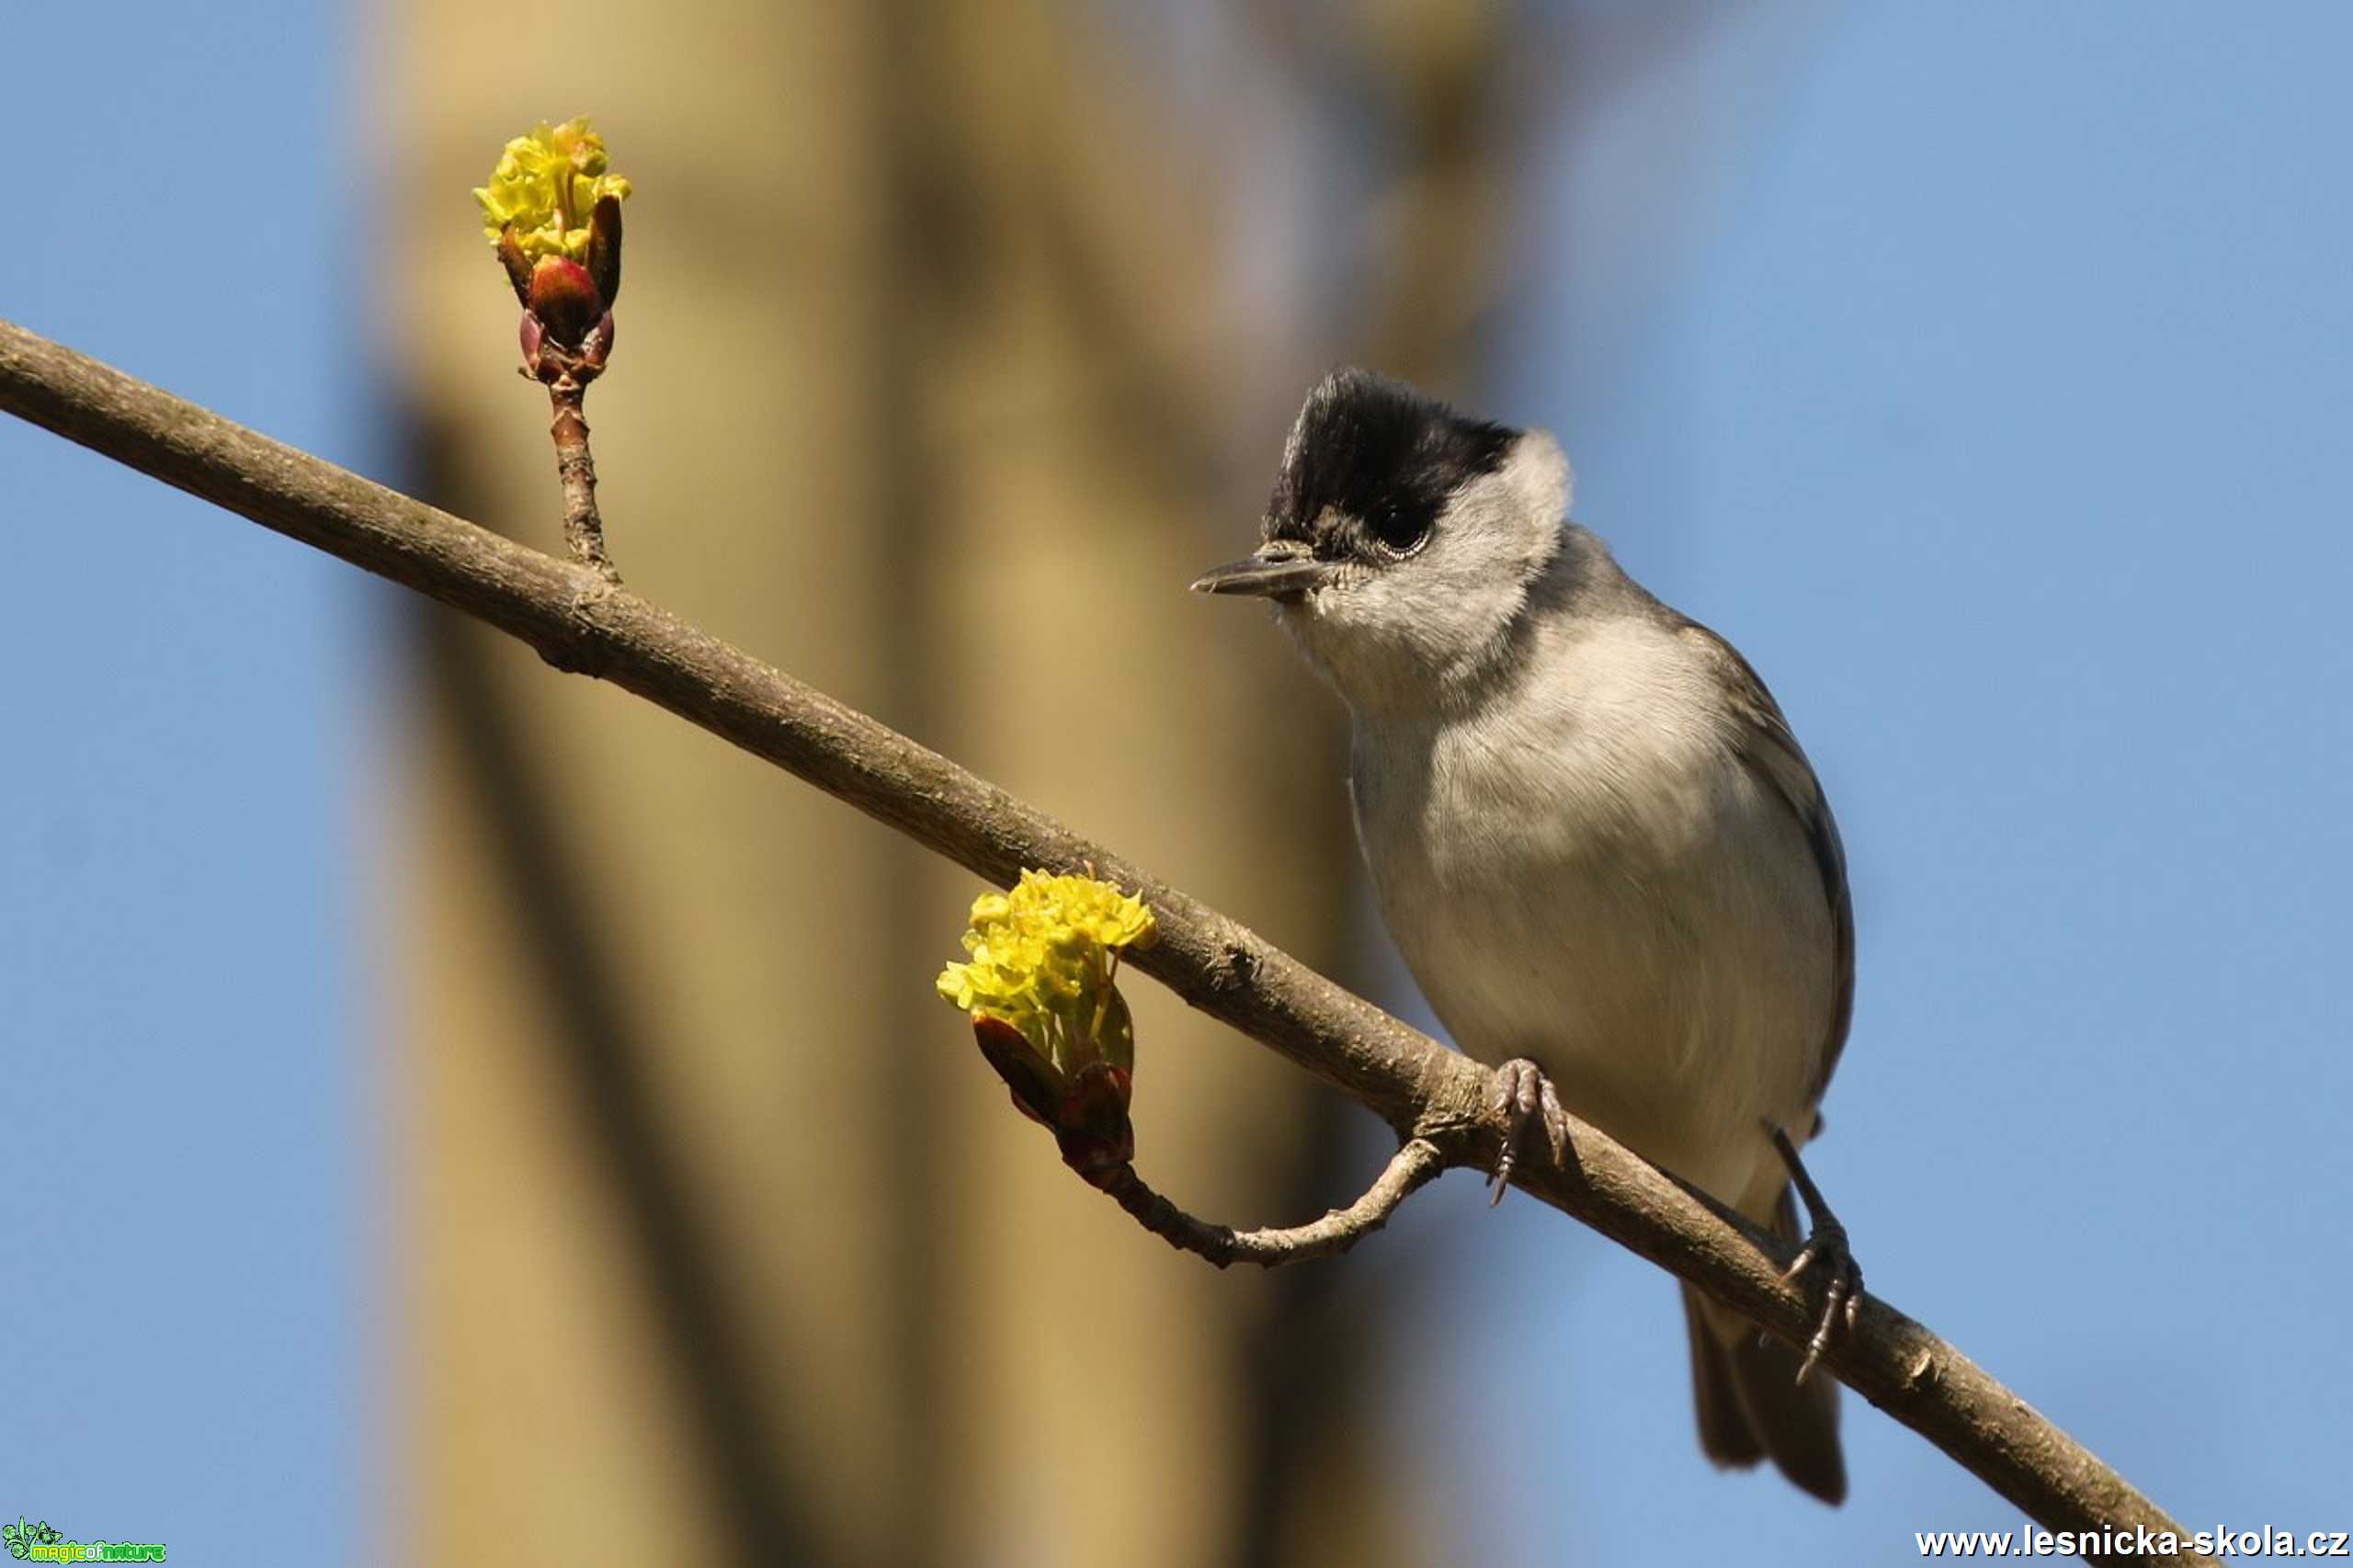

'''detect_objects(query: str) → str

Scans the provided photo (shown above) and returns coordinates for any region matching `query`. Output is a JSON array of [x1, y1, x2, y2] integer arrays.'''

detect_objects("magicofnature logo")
[[0, 1520, 57, 1560], [3, 1517, 164, 1562]]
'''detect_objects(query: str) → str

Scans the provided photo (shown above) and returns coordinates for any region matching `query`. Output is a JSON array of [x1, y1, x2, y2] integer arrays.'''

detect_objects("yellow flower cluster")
[[473, 118, 632, 263], [937, 871, 1156, 1074]]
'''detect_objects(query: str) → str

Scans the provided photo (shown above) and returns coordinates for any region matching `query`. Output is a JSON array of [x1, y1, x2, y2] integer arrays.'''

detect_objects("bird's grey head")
[[1193, 368, 1573, 716]]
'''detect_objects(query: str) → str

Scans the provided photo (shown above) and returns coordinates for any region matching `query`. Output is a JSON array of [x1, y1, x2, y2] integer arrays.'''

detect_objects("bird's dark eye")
[[1365, 501, 1432, 556]]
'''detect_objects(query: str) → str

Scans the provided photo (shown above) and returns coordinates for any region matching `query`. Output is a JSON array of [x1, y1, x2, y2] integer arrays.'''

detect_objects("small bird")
[[1194, 369, 1862, 1504]]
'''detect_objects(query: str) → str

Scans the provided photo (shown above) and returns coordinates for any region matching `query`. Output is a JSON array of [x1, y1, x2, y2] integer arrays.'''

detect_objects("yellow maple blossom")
[[936, 870, 1156, 1076], [473, 117, 632, 263]]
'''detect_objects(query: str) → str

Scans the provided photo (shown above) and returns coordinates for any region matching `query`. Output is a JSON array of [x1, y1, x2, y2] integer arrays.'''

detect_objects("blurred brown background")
[[389, 5, 1558, 1562]]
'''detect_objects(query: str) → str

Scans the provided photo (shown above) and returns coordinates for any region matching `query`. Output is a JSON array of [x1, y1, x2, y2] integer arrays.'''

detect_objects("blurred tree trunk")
[[383, 4, 1524, 1564]]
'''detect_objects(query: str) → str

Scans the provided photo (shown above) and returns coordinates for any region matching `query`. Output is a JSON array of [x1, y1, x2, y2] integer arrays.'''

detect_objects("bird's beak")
[[1189, 543, 1331, 600]]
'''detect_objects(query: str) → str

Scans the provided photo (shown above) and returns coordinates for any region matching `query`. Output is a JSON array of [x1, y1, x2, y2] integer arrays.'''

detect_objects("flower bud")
[[476, 119, 631, 369], [527, 256, 605, 349], [495, 226, 535, 308], [938, 871, 1156, 1180], [585, 194, 624, 312]]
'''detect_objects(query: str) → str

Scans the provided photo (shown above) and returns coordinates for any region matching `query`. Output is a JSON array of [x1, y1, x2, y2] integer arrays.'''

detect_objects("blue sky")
[[5, 3, 2347, 1564], [1, 0, 372, 1558], [1400, 4, 2353, 1562]]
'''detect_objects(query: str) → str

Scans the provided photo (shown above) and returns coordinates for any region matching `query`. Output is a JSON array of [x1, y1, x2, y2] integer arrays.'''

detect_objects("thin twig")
[[1102, 1138, 1444, 1268], [0, 317, 2216, 1566], [546, 378, 619, 585]]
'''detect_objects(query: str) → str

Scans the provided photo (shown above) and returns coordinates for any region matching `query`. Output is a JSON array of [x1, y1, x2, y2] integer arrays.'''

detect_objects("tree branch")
[[1102, 1139, 1446, 1268], [0, 316, 2214, 1566], [546, 378, 619, 585]]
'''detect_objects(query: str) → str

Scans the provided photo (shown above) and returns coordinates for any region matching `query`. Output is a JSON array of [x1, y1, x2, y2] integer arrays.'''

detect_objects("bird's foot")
[[1769, 1123, 1863, 1383], [1486, 1058, 1571, 1206]]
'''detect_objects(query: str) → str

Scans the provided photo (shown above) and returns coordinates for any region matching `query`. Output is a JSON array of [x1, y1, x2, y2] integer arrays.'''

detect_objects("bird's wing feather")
[[1672, 620, 1855, 1111]]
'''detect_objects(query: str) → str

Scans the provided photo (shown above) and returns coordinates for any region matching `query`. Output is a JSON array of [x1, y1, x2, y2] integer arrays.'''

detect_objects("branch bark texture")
[[547, 381, 618, 584], [0, 316, 2212, 1566], [1104, 1140, 1447, 1268]]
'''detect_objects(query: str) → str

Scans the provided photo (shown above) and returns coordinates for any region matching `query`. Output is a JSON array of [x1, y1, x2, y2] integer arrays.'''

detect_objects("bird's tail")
[[1681, 1184, 1846, 1505]]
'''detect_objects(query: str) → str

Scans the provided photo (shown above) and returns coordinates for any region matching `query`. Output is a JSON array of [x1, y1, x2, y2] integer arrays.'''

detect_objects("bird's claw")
[[1780, 1213, 1863, 1383], [1770, 1123, 1864, 1383], [1487, 1058, 1570, 1205]]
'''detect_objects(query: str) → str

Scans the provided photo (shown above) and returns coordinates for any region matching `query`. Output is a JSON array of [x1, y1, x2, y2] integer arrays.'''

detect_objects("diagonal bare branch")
[[0, 316, 2215, 1567]]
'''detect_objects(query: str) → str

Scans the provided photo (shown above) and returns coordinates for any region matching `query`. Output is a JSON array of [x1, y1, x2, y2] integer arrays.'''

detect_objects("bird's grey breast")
[[1347, 613, 1838, 1201]]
